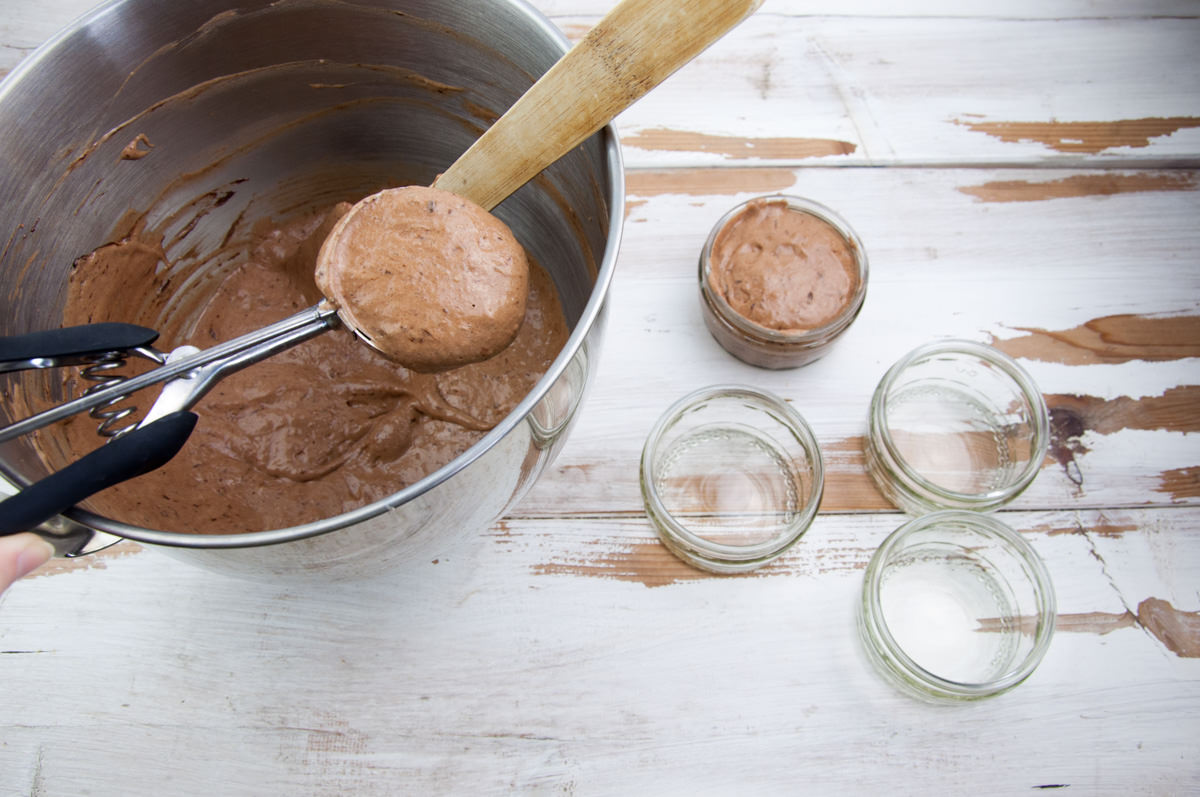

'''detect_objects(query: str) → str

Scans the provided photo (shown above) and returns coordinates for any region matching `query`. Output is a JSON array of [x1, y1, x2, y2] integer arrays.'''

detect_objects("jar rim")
[[640, 384, 825, 571], [698, 194, 869, 346], [869, 339, 1050, 509], [860, 510, 1057, 699]]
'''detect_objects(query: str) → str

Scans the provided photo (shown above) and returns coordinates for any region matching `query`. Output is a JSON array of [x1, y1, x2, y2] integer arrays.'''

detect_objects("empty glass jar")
[[858, 510, 1057, 701], [640, 385, 824, 573], [865, 339, 1050, 515]]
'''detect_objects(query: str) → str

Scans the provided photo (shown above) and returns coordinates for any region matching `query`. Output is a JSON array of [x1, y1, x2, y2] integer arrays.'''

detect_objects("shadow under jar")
[[699, 195, 868, 369]]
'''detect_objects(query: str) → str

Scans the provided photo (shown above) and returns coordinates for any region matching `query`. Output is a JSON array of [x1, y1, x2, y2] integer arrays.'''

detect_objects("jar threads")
[[865, 339, 1050, 515], [640, 385, 824, 573], [858, 510, 1057, 701]]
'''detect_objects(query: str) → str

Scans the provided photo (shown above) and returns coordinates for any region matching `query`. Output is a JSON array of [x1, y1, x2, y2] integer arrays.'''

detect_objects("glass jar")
[[865, 339, 1050, 515], [699, 195, 868, 369], [858, 510, 1056, 701], [640, 385, 824, 573]]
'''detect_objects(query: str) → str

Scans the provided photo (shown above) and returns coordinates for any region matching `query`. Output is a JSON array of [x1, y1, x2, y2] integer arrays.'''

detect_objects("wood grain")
[[433, 0, 763, 209], [958, 172, 1198, 203], [953, 117, 1200, 155], [994, 314, 1200, 365], [2, 1, 1199, 794]]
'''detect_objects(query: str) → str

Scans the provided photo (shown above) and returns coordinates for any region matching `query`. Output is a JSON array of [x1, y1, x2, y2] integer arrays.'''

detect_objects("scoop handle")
[[433, 0, 763, 210], [0, 323, 159, 374], [0, 411, 196, 536]]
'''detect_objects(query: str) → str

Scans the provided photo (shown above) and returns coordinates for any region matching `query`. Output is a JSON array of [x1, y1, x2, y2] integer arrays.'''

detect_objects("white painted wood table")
[[2, 1, 1199, 793]]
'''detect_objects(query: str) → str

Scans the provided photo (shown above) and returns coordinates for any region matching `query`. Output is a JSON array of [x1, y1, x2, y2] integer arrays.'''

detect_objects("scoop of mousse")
[[315, 185, 529, 371]]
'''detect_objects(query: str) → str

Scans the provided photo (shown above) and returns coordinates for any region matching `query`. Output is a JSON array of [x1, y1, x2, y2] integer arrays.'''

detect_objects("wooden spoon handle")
[[433, 0, 763, 210]]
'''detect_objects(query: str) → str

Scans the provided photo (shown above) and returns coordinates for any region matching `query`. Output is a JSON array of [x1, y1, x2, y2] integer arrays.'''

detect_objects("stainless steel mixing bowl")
[[0, 0, 623, 578]]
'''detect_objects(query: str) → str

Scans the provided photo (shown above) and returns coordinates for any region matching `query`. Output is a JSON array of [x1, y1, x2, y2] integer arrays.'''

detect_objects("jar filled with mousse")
[[699, 195, 868, 369]]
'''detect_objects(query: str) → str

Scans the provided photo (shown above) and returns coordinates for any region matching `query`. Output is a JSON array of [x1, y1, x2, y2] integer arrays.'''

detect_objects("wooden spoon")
[[434, 0, 765, 211], [317, 0, 764, 369]]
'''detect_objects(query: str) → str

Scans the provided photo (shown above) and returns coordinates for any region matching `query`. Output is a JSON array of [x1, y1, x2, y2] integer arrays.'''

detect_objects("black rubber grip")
[[0, 411, 196, 535], [0, 323, 159, 364]]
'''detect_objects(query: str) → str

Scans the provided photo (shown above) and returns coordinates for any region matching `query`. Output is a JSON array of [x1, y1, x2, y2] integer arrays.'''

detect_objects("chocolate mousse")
[[58, 200, 567, 534], [708, 198, 859, 333], [315, 185, 529, 372], [700, 196, 867, 369]]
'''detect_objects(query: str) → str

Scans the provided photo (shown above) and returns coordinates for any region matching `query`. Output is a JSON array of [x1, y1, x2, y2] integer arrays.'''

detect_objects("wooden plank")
[[516, 165, 1200, 515], [5, 5, 1199, 169], [541, 0, 1200, 18], [1, 508, 1197, 794], [610, 14, 1200, 168], [0, 0, 98, 75], [1, 2, 1198, 794]]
